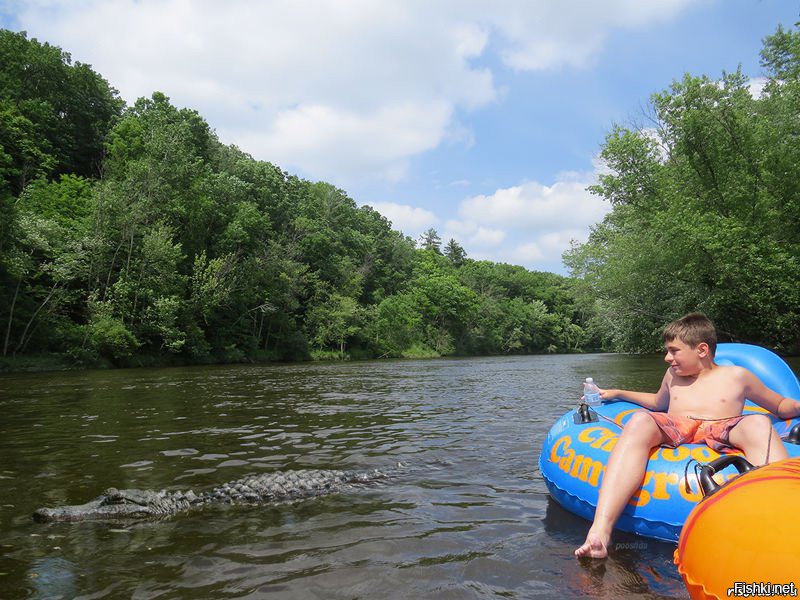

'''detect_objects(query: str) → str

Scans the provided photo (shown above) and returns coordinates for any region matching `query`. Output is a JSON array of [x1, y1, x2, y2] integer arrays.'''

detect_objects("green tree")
[[2, 175, 94, 357], [0, 30, 122, 192], [0, 31, 595, 366], [566, 24, 800, 352], [306, 292, 364, 358], [367, 292, 424, 357], [760, 22, 800, 80], [418, 228, 442, 253], [443, 238, 466, 267]]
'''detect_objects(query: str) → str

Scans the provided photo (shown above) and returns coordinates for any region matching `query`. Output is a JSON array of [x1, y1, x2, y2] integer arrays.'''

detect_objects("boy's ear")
[[695, 342, 710, 358]]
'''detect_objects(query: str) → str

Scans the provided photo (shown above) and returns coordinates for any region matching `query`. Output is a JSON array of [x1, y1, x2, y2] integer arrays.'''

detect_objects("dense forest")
[[0, 30, 596, 368], [3, 24, 800, 370], [565, 23, 800, 355]]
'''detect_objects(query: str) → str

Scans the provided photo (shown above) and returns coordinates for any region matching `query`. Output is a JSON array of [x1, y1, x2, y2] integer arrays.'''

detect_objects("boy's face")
[[663, 337, 709, 377]]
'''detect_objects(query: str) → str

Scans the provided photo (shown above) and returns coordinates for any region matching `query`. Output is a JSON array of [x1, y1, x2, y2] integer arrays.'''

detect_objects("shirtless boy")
[[575, 312, 800, 559]]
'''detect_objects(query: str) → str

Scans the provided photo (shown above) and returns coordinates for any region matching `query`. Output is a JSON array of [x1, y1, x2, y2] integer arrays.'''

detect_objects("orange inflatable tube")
[[674, 457, 800, 599]]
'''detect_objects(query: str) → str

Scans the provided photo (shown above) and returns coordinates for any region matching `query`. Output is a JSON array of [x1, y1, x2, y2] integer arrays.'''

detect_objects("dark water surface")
[[2, 354, 798, 599]]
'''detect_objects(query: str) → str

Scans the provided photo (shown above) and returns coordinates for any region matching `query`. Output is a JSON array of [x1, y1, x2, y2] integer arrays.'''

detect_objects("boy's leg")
[[575, 412, 670, 558], [726, 414, 788, 465]]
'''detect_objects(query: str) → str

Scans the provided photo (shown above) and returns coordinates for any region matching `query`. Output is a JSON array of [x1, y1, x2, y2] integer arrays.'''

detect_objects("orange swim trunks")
[[642, 412, 748, 453]]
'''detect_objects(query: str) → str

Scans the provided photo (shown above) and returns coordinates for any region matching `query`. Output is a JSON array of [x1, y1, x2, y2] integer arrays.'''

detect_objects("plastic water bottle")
[[584, 377, 601, 407]]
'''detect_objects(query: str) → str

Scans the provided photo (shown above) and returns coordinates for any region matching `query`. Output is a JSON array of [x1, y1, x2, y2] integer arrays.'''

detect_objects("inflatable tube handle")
[[697, 455, 755, 497], [784, 423, 800, 445], [573, 403, 598, 425]]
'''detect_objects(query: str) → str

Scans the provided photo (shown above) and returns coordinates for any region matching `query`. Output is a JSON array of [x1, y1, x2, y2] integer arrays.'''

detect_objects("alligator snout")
[[33, 507, 59, 523]]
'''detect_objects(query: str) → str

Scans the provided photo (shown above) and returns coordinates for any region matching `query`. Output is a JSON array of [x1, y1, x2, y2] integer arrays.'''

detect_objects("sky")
[[2, 0, 798, 274]]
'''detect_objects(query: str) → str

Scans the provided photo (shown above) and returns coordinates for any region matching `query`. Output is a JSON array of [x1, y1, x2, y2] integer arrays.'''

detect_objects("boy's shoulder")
[[663, 363, 750, 384], [714, 364, 751, 383], [714, 364, 749, 375]]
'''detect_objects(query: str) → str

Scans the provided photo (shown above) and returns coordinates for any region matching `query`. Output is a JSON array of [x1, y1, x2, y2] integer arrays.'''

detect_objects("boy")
[[575, 312, 800, 559]]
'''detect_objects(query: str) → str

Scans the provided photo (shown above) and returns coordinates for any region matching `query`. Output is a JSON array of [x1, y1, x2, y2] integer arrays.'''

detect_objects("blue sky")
[[2, 1, 798, 273]]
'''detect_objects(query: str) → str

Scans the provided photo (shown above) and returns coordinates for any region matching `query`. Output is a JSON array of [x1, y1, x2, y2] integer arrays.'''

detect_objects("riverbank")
[[0, 354, 77, 373], [0, 344, 596, 374]]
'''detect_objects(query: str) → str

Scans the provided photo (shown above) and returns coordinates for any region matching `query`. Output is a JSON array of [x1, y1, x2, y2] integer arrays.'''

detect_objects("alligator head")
[[33, 488, 196, 522]]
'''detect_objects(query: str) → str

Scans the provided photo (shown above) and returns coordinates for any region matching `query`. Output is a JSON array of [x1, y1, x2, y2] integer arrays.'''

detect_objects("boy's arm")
[[743, 369, 800, 419], [601, 373, 671, 411]]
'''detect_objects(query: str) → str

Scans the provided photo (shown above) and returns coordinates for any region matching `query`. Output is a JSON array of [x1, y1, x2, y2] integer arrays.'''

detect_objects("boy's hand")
[[580, 388, 616, 402]]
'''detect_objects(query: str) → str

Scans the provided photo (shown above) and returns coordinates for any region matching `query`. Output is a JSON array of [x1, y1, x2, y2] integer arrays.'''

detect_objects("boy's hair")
[[663, 312, 717, 356]]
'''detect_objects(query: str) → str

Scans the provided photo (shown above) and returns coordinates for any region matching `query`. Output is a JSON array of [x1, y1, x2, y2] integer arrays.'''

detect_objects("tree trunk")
[[256, 311, 264, 343], [130, 259, 146, 325], [102, 239, 124, 301], [264, 319, 272, 351], [15, 282, 59, 356], [3, 278, 21, 357], [125, 231, 134, 280]]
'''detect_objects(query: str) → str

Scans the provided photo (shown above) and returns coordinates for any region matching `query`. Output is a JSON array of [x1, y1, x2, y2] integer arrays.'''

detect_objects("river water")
[[2, 353, 797, 599]]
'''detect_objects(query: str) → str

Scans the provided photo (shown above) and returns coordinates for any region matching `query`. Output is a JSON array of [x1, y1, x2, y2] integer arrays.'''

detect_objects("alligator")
[[33, 468, 389, 522]]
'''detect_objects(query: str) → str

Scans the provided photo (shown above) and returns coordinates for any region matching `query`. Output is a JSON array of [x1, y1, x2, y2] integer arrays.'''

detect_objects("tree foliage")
[[565, 24, 800, 353], [0, 30, 597, 367], [0, 30, 123, 193]]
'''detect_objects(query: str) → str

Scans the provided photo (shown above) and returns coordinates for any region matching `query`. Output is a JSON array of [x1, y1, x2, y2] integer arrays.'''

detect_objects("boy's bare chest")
[[667, 373, 744, 416]]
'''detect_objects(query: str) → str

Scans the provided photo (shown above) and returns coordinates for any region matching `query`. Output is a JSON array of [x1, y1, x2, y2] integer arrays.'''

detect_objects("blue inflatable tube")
[[538, 343, 800, 542]]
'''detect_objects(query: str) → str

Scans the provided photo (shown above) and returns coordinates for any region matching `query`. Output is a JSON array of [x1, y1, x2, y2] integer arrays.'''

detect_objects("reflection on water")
[[1, 354, 797, 598]]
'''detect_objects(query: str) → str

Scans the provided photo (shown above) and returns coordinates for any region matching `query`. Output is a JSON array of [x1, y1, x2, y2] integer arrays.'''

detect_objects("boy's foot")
[[574, 532, 609, 558]]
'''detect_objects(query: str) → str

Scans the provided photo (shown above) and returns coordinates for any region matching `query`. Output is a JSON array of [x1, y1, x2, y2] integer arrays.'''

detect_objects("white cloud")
[[446, 179, 472, 188], [459, 179, 609, 231], [11, 0, 693, 184], [442, 220, 507, 248], [487, 0, 695, 71], [367, 202, 438, 234], [748, 77, 767, 99], [509, 229, 588, 264], [235, 100, 452, 182], [451, 167, 611, 271]]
